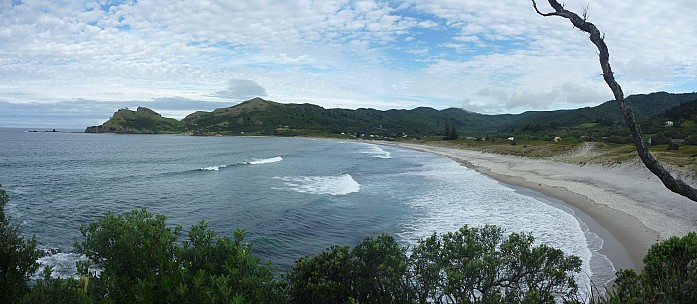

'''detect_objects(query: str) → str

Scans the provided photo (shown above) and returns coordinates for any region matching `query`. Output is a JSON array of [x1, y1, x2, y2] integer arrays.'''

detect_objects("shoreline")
[[478, 167, 641, 271], [379, 141, 697, 272]]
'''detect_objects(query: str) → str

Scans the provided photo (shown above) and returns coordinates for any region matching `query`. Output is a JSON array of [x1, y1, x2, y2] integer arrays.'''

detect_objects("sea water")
[[0, 128, 613, 291]]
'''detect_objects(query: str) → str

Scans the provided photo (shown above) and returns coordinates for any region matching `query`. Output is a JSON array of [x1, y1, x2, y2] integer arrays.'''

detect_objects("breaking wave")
[[197, 156, 282, 171], [248, 156, 283, 165], [275, 174, 360, 196], [200, 165, 227, 171], [32, 246, 101, 280], [359, 144, 391, 159]]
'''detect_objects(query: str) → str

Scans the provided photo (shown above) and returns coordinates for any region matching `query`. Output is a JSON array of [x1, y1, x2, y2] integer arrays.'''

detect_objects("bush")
[[74, 209, 284, 303], [21, 267, 89, 304], [685, 135, 697, 146], [287, 234, 410, 303], [651, 134, 671, 146], [667, 142, 680, 150], [288, 245, 353, 303], [288, 225, 582, 304], [603, 232, 697, 303], [0, 186, 41, 303], [411, 225, 581, 303], [176, 221, 285, 303], [74, 209, 181, 302]]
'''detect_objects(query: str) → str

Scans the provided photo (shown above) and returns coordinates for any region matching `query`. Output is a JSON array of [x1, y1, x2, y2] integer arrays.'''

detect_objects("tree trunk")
[[532, 0, 697, 202]]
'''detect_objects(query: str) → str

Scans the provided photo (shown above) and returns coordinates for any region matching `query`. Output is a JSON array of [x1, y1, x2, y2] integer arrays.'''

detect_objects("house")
[[553, 136, 561, 142], [507, 137, 515, 141], [665, 121, 674, 127]]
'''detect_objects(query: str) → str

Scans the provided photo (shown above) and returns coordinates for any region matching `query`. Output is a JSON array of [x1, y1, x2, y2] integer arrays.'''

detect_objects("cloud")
[[475, 82, 611, 114], [1, 0, 696, 128], [0, 97, 240, 128], [212, 79, 267, 100]]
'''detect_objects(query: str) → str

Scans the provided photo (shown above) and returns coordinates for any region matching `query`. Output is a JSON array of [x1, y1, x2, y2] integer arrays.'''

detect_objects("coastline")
[[379, 141, 697, 272]]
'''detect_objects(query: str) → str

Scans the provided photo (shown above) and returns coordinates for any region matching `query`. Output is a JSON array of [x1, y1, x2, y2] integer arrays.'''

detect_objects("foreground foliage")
[[72, 209, 285, 303], [2, 188, 696, 303], [0, 186, 41, 303], [288, 226, 582, 303], [598, 232, 697, 304]]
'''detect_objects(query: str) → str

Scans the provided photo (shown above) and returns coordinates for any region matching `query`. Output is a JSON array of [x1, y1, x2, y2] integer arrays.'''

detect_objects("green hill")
[[505, 92, 697, 131], [84, 92, 697, 138], [85, 106, 184, 134]]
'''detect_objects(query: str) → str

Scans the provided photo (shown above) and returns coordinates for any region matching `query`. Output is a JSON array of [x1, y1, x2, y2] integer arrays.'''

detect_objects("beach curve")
[[379, 141, 697, 272]]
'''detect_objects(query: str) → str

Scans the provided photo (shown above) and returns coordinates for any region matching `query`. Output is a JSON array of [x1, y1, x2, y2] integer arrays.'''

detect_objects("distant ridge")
[[85, 92, 697, 137]]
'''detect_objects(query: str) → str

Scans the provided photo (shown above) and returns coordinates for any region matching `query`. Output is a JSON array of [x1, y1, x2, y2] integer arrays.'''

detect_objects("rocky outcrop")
[[84, 107, 182, 134]]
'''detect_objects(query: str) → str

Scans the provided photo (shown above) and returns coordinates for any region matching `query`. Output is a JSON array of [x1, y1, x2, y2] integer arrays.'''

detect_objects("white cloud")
[[0, 0, 696, 127], [213, 79, 268, 100]]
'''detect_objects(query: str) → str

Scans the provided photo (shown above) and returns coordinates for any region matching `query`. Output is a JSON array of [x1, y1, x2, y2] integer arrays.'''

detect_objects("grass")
[[395, 137, 697, 177]]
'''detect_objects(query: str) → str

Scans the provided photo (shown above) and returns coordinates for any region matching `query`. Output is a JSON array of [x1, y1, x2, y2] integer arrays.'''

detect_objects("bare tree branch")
[[532, 0, 697, 202]]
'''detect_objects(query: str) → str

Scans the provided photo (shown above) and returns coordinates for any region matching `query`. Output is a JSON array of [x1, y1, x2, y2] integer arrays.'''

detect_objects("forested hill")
[[85, 92, 697, 137]]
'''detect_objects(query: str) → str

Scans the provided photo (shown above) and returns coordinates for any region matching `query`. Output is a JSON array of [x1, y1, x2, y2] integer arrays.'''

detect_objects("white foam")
[[395, 159, 598, 295], [276, 174, 360, 195], [200, 165, 227, 171], [249, 156, 283, 165], [33, 252, 99, 280], [360, 145, 391, 159]]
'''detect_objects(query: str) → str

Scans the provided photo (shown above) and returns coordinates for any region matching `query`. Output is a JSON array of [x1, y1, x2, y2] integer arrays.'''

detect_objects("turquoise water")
[[0, 128, 612, 288]]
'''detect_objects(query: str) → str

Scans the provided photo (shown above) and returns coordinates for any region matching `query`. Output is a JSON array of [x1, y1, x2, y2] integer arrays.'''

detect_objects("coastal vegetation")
[[2, 187, 696, 303], [85, 93, 697, 145]]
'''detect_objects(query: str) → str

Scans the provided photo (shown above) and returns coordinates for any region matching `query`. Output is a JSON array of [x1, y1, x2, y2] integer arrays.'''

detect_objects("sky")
[[1, 0, 696, 129]]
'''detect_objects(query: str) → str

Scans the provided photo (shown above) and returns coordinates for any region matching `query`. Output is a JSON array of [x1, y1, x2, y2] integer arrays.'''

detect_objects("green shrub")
[[287, 245, 354, 303], [74, 209, 284, 303], [350, 234, 411, 303], [603, 232, 697, 303], [288, 225, 582, 304], [685, 135, 697, 146], [411, 225, 581, 303], [0, 186, 41, 303], [74, 209, 181, 303], [21, 267, 89, 304], [176, 221, 285, 303]]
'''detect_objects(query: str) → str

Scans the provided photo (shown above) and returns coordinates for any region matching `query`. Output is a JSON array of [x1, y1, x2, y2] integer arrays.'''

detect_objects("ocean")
[[0, 128, 613, 289]]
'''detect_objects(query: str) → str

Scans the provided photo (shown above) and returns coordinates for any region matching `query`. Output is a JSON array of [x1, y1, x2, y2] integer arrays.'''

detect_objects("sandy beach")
[[381, 141, 697, 271]]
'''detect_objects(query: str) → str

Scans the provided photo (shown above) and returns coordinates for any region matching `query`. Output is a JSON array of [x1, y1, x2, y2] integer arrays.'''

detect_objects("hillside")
[[85, 106, 184, 134], [85, 92, 697, 139], [507, 92, 697, 131]]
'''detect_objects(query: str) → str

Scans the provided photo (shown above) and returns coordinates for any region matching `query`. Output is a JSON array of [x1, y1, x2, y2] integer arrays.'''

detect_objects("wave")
[[394, 159, 605, 297], [199, 165, 228, 171], [197, 156, 282, 172], [248, 156, 283, 165], [360, 144, 391, 159], [275, 173, 360, 196]]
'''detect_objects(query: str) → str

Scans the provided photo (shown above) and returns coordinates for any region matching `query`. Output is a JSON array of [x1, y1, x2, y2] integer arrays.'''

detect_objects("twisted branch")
[[532, 0, 697, 202]]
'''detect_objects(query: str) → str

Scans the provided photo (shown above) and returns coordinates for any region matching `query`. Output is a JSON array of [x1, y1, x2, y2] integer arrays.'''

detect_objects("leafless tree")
[[532, 0, 697, 202]]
